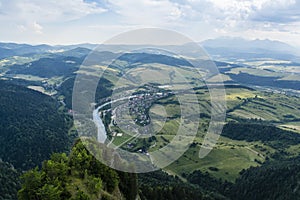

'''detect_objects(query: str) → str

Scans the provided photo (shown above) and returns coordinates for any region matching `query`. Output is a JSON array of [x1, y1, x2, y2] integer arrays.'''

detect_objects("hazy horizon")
[[0, 0, 300, 47], [0, 36, 298, 49]]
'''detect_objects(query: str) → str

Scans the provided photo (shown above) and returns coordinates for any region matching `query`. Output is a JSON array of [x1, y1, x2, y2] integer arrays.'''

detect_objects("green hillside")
[[0, 161, 20, 200], [0, 80, 73, 170], [18, 140, 138, 200]]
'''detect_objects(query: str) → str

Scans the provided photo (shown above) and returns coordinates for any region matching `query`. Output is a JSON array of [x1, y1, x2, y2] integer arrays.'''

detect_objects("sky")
[[0, 0, 300, 46]]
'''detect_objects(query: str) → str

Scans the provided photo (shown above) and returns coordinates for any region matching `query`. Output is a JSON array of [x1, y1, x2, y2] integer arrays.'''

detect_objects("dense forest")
[[57, 76, 113, 109], [138, 170, 226, 200], [0, 81, 72, 170], [228, 158, 300, 200], [0, 161, 20, 200], [228, 72, 300, 90], [222, 122, 300, 149], [7, 56, 83, 78]]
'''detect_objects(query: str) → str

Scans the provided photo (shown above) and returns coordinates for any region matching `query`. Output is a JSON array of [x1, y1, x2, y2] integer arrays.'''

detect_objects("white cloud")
[[0, 0, 107, 40], [0, 0, 299, 45], [17, 25, 27, 32], [177, 0, 299, 40], [32, 21, 43, 34], [107, 0, 185, 26], [0, 0, 107, 22], [171, 0, 297, 26], [250, 0, 300, 23]]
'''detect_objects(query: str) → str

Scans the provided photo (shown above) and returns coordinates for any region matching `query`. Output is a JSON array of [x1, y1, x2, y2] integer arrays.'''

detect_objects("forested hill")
[[18, 140, 138, 200], [0, 80, 73, 170], [0, 161, 20, 200]]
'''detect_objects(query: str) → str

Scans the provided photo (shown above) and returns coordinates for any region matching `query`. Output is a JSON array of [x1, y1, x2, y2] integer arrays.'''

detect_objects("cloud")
[[107, 0, 187, 26], [171, 0, 300, 39], [250, 0, 300, 23], [0, 0, 107, 23], [167, 0, 299, 27], [205, 0, 299, 26], [17, 22, 43, 34], [0, 0, 299, 46], [32, 21, 43, 34], [0, 0, 107, 39]]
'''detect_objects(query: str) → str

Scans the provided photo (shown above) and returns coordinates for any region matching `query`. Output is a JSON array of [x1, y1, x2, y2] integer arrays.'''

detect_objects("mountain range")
[[200, 37, 300, 61], [1, 37, 299, 61]]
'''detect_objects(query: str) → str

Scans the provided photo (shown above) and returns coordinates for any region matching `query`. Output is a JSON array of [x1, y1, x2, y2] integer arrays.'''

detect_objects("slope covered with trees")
[[57, 76, 113, 109], [138, 170, 225, 200], [0, 81, 72, 170], [228, 158, 300, 200], [222, 122, 300, 149], [18, 140, 138, 200], [0, 161, 20, 200], [7, 56, 83, 78]]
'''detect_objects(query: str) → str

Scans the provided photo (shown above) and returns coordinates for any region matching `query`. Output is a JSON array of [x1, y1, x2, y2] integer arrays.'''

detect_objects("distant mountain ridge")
[[201, 37, 296, 52], [1, 38, 299, 61], [0, 42, 96, 59], [200, 37, 300, 61]]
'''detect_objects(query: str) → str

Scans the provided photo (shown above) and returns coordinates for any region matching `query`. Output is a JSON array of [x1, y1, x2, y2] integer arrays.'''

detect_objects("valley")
[[0, 40, 299, 199]]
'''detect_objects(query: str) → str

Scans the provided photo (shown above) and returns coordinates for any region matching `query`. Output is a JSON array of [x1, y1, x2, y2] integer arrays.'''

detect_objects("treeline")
[[222, 122, 300, 149], [186, 158, 300, 200]]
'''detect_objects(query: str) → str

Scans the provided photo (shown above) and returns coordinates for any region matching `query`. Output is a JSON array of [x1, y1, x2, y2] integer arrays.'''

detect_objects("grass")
[[227, 59, 300, 81], [111, 132, 134, 147], [109, 63, 205, 90], [12, 74, 45, 81], [225, 88, 258, 100], [227, 67, 283, 77], [160, 87, 300, 182], [75, 65, 122, 87], [159, 120, 180, 135], [279, 74, 300, 81], [207, 74, 232, 82], [27, 86, 55, 95], [228, 91, 300, 122], [286, 144, 300, 156], [161, 86, 300, 182], [278, 122, 300, 133], [94, 62, 300, 183], [0, 56, 37, 67], [110, 85, 299, 182], [165, 136, 268, 182], [150, 104, 167, 116]]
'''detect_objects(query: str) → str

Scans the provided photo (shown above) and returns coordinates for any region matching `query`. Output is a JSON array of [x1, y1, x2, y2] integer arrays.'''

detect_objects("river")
[[93, 95, 137, 143]]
